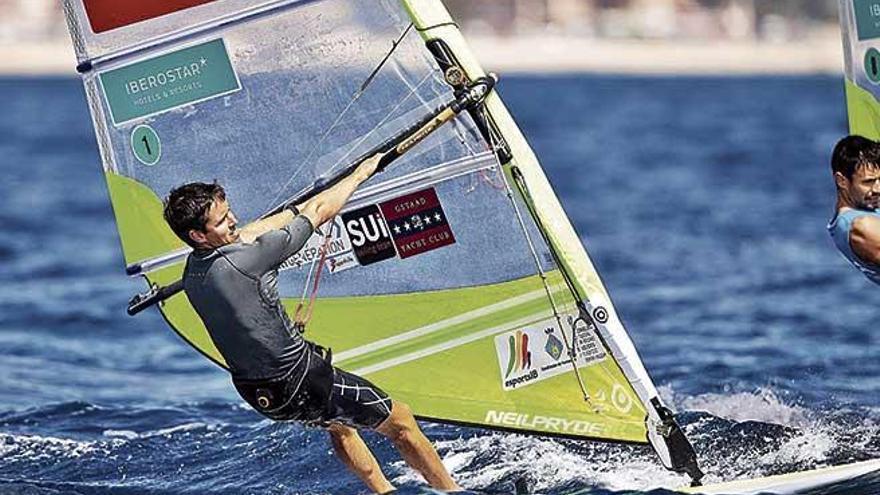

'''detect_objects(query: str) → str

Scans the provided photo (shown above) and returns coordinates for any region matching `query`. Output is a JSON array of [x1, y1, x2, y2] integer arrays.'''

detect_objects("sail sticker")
[[867, 47, 880, 83], [279, 216, 358, 274], [99, 38, 240, 126], [484, 410, 606, 436], [572, 316, 607, 363], [379, 188, 456, 259], [544, 332, 564, 360], [610, 383, 635, 414], [592, 305, 610, 324], [130, 125, 161, 166], [342, 205, 397, 266], [83, 0, 221, 34], [853, 0, 880, 40], [495, 315, 606, 391]]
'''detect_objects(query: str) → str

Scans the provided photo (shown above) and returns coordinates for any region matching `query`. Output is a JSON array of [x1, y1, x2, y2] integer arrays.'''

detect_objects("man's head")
[[832, 135, 880, 210], [164, 182, 239, 249]]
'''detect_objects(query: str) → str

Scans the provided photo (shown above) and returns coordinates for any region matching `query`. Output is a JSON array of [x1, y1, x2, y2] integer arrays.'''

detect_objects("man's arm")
[[237, 210, 295, 245], [238, 153, 382, 243], [850, 215, 880, 266], [296, 153, 382, 229]]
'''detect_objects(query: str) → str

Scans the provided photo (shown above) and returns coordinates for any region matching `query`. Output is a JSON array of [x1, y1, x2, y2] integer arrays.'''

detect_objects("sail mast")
[[400, 0, 703, 482]]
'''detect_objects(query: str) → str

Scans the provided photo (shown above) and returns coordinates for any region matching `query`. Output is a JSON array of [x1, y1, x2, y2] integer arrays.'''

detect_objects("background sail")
[[63, 0, 669, 445], [839, 0, 880, 138]]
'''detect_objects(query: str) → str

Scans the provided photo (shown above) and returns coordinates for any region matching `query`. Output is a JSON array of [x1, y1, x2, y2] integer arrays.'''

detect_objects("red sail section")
[[83, 0, 220, 34]]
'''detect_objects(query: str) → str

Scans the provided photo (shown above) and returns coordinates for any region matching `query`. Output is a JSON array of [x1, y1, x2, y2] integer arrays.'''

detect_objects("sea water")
[[1, 75, 879, 494]]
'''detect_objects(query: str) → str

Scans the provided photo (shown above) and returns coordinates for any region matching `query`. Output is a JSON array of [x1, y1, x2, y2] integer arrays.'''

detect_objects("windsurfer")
[[828, 135, 880, 285], [162, 154, 460, 493]]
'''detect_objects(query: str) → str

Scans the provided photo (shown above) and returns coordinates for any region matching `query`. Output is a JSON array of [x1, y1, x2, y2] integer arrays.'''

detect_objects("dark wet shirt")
[[183, 216, 315, 380]]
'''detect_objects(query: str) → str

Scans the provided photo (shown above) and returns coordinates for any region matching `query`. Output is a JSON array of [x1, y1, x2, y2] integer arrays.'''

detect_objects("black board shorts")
[[232, 343, 393, 430]]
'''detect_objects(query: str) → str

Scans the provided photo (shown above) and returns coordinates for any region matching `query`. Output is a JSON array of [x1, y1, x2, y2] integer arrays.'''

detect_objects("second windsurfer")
[[828, 135, 880, 286]]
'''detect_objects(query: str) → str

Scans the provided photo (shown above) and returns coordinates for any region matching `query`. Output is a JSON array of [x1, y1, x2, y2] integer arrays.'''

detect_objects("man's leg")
[[375, 401, 460, 491], [327, 423, 395, 494]]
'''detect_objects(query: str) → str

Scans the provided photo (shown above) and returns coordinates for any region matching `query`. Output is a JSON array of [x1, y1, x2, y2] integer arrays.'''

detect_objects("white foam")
[[0, 432, 124, 461], [758, 429, 834, 465], [681, 387, 811, 427], [674, 387, 880, 484], [99, 422, 221, 441], [391, 433, 689, 492], [103, 429, 139, 439], [142, 422, 216, 438], [395, 387, 877, 492]]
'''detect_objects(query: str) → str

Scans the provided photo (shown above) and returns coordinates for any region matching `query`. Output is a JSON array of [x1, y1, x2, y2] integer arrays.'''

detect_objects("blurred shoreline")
[[471, 33, 843, 75], [0, 33, 842, 76]]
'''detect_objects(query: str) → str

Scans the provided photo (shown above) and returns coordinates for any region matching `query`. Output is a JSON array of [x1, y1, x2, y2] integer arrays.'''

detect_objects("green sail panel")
[[63, 0, 696, 454], [108, 162, 647, 440]]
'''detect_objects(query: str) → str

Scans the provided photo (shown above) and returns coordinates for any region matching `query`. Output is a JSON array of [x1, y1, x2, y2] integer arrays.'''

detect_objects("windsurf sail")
[[839, 0, 880, 137], [62, 0, 702, 483]]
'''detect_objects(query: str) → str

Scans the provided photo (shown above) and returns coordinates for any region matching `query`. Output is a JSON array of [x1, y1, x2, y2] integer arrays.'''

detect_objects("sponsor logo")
[[99, 39, 240, 126], [379, 188, 455, 259], [495, 327, 536, 390], [279, 216, 357, 273], [592, 305, 609, 324], [342, 205, 397, 266], [327, 253, 358, 272], [485, 410, 606, 436], [591, 385, 639, 416], [505, 369, 538, 389], [610, 383, 634, 414], [495, 315, 608, 391], [505, 330, 532, 378], [544, 330, 564, 361]]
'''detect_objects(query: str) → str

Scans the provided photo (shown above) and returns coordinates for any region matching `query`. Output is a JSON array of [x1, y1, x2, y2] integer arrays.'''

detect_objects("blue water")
[[2, 74, 880, 495]]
